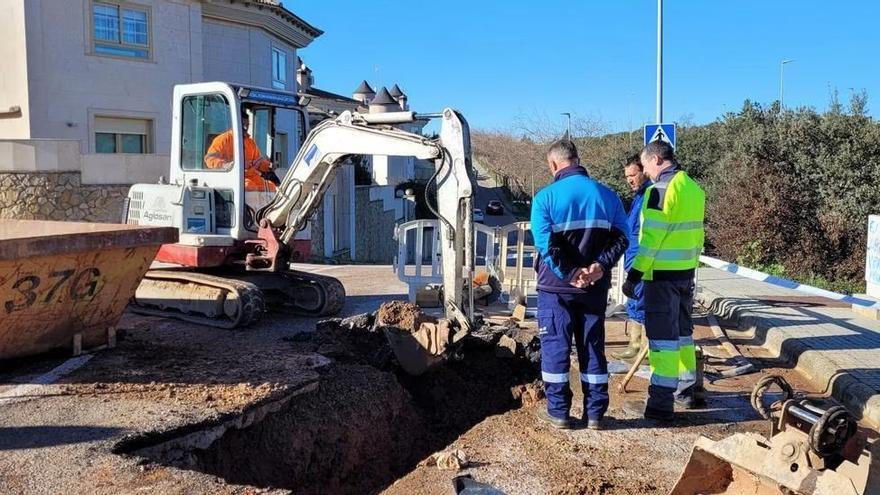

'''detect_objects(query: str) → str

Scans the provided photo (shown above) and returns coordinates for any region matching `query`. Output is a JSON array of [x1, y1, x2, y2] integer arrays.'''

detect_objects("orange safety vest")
[[204, 130, 277, 192]]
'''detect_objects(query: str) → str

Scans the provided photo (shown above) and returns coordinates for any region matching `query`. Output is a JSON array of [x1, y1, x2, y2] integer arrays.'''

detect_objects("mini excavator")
[[124, 82, 475, 331]]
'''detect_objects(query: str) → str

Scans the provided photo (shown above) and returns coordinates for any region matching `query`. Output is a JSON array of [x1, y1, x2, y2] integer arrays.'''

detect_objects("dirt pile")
[[290, 314, 393, 370], [376, 300, 431, 332]]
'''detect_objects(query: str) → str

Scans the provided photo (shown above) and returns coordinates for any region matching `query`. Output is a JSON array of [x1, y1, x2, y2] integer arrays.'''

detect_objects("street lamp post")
[[656, 0, 663, 123], [780, 59, 795, 108], [530, 169, 535, 198], [561, 112, 572, 139]]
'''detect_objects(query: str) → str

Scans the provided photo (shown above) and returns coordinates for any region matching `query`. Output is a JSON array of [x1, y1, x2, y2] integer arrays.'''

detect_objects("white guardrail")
[[394, 220, 629, 314]]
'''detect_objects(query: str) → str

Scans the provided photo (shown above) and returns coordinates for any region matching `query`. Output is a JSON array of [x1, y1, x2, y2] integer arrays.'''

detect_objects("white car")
[[474, 208, 485, 223]]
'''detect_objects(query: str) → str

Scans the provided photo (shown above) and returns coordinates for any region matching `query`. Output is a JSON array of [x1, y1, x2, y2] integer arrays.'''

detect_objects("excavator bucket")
[[382, 320, 450, 376], [374, 301, 469, 376], [671, 434, 877, 495]]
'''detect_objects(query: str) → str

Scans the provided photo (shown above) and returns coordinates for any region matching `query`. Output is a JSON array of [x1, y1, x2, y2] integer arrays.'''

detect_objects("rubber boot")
[[675, 347, 708, 410], [611, 321, 643, 361]]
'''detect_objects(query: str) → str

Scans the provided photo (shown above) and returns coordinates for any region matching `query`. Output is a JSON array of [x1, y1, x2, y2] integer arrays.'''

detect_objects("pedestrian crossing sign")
[[644, 123, 676, 148]]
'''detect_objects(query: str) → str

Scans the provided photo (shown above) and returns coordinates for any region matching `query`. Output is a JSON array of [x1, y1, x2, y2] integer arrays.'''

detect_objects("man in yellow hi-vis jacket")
[[622, 140, 705, 421]]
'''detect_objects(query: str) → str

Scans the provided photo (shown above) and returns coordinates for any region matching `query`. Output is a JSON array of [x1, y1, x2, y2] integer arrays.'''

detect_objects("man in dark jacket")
[[530, 139, 629, 430]]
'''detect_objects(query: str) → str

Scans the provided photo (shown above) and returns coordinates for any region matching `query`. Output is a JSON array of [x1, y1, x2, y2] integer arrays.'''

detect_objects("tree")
[[473, 93, 880, 292]]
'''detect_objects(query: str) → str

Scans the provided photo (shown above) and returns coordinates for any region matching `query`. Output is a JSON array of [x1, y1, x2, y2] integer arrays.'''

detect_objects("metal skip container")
[[0, 220, 177, 359]]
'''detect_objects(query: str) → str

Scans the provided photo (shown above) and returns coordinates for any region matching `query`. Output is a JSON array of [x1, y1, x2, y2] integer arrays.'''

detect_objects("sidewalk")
[[697, 267, 880, 427]]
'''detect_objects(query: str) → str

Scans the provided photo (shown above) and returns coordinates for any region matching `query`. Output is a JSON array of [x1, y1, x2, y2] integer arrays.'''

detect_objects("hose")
[[750, 374, 794, 419], [425, 147, 456, 242]]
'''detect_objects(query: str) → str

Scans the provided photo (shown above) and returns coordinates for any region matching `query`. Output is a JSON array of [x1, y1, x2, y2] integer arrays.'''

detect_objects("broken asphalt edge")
[[697, 287, 880, 428]]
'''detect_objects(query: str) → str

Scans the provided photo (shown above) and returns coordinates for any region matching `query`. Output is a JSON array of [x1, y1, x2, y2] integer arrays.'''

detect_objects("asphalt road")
[[472, 165, 534, 272], [473, 167, 518, 228]]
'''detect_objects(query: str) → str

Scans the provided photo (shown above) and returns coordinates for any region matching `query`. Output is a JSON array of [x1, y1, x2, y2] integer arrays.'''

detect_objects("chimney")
[[352, 80, 376, 105], [296, 59, 313, 92], [369, 87, 399, 113]]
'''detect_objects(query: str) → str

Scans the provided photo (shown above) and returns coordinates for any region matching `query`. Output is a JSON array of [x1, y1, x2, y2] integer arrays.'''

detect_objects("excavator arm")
[[254, 108, 476, 328]]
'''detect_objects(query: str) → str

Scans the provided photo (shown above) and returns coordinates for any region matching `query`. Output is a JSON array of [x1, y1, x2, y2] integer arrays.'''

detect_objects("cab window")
[[180, 93, 232, 171]]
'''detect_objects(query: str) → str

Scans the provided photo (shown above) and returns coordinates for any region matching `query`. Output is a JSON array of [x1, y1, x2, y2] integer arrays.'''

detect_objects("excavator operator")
[[204, 107, 281, 191]]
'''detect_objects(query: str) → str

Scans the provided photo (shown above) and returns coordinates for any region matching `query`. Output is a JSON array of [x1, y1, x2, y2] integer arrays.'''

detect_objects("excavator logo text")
[[143, 211, 173, 223]]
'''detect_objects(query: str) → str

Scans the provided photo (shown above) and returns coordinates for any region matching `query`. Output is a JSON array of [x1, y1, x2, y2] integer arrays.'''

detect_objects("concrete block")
[[10, 141, 36, 171], [124, 154, 168, 184], [82, 154, 127, 184], [852, 294, 880, 320]]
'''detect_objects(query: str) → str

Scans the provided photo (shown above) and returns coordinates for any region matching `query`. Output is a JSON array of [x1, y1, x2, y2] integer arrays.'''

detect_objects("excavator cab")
[[165, 82, 308, 241]]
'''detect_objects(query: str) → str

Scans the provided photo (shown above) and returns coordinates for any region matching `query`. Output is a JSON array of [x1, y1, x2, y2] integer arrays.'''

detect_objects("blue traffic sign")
[[644, 123, 676, 148]]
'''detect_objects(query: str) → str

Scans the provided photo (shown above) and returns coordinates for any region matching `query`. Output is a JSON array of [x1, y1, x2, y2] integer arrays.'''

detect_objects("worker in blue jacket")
[[612, 154, 652, 360], [530, 139, 629, 430]]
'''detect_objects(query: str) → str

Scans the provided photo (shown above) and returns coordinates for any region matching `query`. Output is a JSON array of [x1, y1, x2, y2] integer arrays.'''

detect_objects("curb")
[[697, 289, 880, 428]]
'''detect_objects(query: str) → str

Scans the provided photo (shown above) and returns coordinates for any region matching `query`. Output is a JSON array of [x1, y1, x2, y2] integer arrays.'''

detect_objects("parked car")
[[486, 200, 504, 215], [474, 208, 485, 223]]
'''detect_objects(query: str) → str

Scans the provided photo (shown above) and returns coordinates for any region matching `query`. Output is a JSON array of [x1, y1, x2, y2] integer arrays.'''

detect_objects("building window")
[[272, 47, 287, 89], [92, 2, 151, 59], [94, 117, 151, 153]]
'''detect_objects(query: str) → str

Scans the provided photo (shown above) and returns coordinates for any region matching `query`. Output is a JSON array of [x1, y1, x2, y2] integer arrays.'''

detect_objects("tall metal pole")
[[656, 0, 663, 123], [561, 112, 572, 139], [530, 169, 535, 198], [780, 61, 785, 107], [780, 59, 795, 108]]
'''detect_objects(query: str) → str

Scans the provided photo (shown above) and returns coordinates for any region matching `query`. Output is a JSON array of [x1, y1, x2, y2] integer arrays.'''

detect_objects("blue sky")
[[294, 1, 879, 134]]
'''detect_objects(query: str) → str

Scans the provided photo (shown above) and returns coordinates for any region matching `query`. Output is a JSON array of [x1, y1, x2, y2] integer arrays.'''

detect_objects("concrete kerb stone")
[[698, 290, 880, 428]]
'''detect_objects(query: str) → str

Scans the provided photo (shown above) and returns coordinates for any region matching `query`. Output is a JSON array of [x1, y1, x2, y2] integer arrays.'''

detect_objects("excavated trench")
[[118, 309, 542, 494]]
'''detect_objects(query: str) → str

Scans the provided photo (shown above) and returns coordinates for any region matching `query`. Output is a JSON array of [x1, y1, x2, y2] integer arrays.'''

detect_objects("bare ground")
[[0, 265, 826, 495], [380, 314, 818, 495]]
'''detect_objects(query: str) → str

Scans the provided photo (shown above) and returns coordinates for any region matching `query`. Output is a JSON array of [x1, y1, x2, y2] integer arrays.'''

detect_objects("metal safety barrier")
[[394, 219, 497, 302], [496, 222, 536, 307], [395, 219, 629, 314]]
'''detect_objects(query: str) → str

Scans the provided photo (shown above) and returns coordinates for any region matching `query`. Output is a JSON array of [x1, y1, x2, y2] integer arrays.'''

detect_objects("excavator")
[[123, 82, 475, 331]]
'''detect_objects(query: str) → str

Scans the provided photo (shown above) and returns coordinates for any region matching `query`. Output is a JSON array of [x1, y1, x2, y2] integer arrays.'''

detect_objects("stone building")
[[0, 0, 319, 221]]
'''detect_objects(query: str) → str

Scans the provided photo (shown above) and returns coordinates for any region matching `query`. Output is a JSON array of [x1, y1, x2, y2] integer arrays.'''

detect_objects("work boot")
[[585, 418, 604, 430], [536, 407, 575, 430], [611, 321, 644, 361], [623, 400, 674, 422], [675, 389, 707, 410]]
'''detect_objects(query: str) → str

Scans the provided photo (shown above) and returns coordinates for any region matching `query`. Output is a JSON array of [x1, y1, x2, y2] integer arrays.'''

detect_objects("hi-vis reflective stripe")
[[653, 247, 702, 261], [679, 335, 694, 347], [542, 371, 569, 383], [580, 372, 609, 384], [650, 374, 678, 388], [641, 219, 704, 232], [550, 219, 611, 233], [649, 340, 680, 351], [638, 246, 659, 258]]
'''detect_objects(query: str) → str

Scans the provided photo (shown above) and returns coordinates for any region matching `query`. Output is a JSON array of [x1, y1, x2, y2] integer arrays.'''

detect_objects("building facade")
[[0, 0, 319, 221]]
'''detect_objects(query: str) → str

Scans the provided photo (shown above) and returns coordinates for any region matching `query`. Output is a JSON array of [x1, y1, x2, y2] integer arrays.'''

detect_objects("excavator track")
[[130, 270, 265, 329], [231, 269, 346, 317], [284, 269, 346, 316]]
